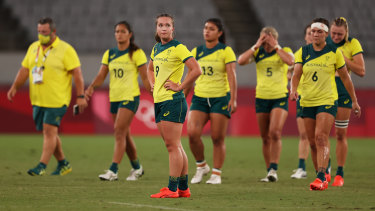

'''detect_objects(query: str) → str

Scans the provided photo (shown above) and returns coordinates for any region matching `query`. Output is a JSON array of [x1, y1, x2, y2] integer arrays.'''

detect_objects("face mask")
[[38, 34, 51, 45]]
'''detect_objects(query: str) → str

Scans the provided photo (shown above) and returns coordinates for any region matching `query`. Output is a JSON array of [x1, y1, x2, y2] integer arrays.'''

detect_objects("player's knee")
[[165, 142, 179, 153], [315, 133, 328, 146], [269, 130, 282, 141], [211, 134, 225, 146]]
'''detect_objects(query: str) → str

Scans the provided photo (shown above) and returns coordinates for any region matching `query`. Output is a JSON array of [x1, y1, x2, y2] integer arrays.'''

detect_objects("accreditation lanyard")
[[35, 46, 52, 67]]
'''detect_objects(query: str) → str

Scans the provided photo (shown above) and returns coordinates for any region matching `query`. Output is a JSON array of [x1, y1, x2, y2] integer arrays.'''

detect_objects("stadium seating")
[[3, 0, 223, 54], [249, 0, 375, 54], [3, 0, 374, 55]]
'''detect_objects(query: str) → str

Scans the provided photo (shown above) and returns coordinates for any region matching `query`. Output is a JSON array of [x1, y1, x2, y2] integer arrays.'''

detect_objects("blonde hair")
[[260, 27, 278, 40], [332, 17, 349, 42]]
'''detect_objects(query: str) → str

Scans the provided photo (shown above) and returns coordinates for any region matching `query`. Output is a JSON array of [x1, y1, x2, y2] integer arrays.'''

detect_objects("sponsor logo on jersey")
[[222, 105, 228, 110], [163, 111, 170, 117], [122, 101, 129, 105], [259, 54, 264, 58], [198, 51, 204, 57], [280, 102, 286, 106], [344, 99, 350, 104], [110, 54, 116, 59], [306, 55, 311, 60]]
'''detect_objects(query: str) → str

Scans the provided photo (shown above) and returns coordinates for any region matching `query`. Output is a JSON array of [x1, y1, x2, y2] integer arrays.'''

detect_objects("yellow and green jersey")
[[294, 48, 304, 95], [253, 46, 292, 99], [192, 42, 236, 98], [295, 43, 346, 107], [21, 37, 80, 107], [102, 48, 147, 102], [327, 36, 363, 75], [150, 39, 192, 103]]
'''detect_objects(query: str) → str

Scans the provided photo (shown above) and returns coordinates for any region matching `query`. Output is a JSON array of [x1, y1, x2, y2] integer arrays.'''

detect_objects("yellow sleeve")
[[176, 44, 193, 62], [191, 47, 197, 59], [224, 46, 236, 64], [21, 43, 36, 69], [350, 38, 364, 57], [134, 49, 147, 67], [150, 43, 157, 61], [63, 45, 81, 71], [335, 49, 346, 70], [253, 48, 259, 58], [294, 47, 303, 64], [101, 50, 109, 65]]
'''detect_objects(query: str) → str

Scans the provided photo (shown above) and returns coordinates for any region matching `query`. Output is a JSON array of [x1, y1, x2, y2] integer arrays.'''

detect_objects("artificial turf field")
[[0, 135, 374, 210]]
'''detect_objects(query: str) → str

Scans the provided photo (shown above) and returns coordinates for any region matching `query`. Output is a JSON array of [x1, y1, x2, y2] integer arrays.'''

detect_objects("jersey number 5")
[[266, 67, 272, 77]]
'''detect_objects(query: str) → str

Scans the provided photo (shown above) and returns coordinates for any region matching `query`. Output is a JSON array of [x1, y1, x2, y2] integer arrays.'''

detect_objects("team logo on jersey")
[[280, 102, 286, 106], [325, 105, 332, 109], [259, 54, 265, 58], [222, 105, 228, 110], [163, 111, 170, 117], [326, 56, 330, 61], [110, 54, 116, 59], [167, 49, 171, 55], [122, 101, 129, 105], [344, 99, 350, 104], [306, 55, 311, 60]]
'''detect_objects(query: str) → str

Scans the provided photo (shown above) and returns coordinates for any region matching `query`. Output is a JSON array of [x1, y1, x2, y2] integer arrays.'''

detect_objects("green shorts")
[[190, 93, 231, 118], [336, 77, 352, 108], [302, 101, 338, 120], [296, 96, 303, 118], [32, 105, 67, 131], [154, 92, 187, 124], [255, 94, 289, 113], [110, 96, 140, 114]]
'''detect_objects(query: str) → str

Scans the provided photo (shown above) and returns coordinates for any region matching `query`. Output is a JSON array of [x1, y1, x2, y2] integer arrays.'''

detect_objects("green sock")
[[109, 162, 118, 173], [168, 176, 179, 192], [298, 159, 306, 170], [270, 163, 278, 171], [38, 162, 47, 169], [317, 172, 326, 181], [130, 159, 140, 170], [336, 166, 344, 177], [58, 159, 66, 166], [178, 175, 189, 191]]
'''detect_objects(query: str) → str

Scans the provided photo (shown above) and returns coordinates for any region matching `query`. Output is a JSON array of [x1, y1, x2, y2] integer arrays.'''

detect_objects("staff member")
[[7, 17, 87, 176]]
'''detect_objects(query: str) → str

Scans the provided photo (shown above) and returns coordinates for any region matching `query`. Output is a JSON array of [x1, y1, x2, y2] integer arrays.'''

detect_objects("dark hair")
[[331, 17, 349, 41], [38, 17, 56, 31], [115, 21, 139, 60], [304, 24, 311, 37], [205, 18, 226, 44], [312, 17, 329, 30], [154, 13, 175, 42]]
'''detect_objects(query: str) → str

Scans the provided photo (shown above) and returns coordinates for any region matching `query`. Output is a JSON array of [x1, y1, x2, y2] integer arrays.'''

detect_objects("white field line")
[[108, 201, 198, 211]]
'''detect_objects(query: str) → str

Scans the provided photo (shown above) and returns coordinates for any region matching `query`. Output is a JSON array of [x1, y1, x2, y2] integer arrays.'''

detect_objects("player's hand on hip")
[[164, 80, 181, 92]]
